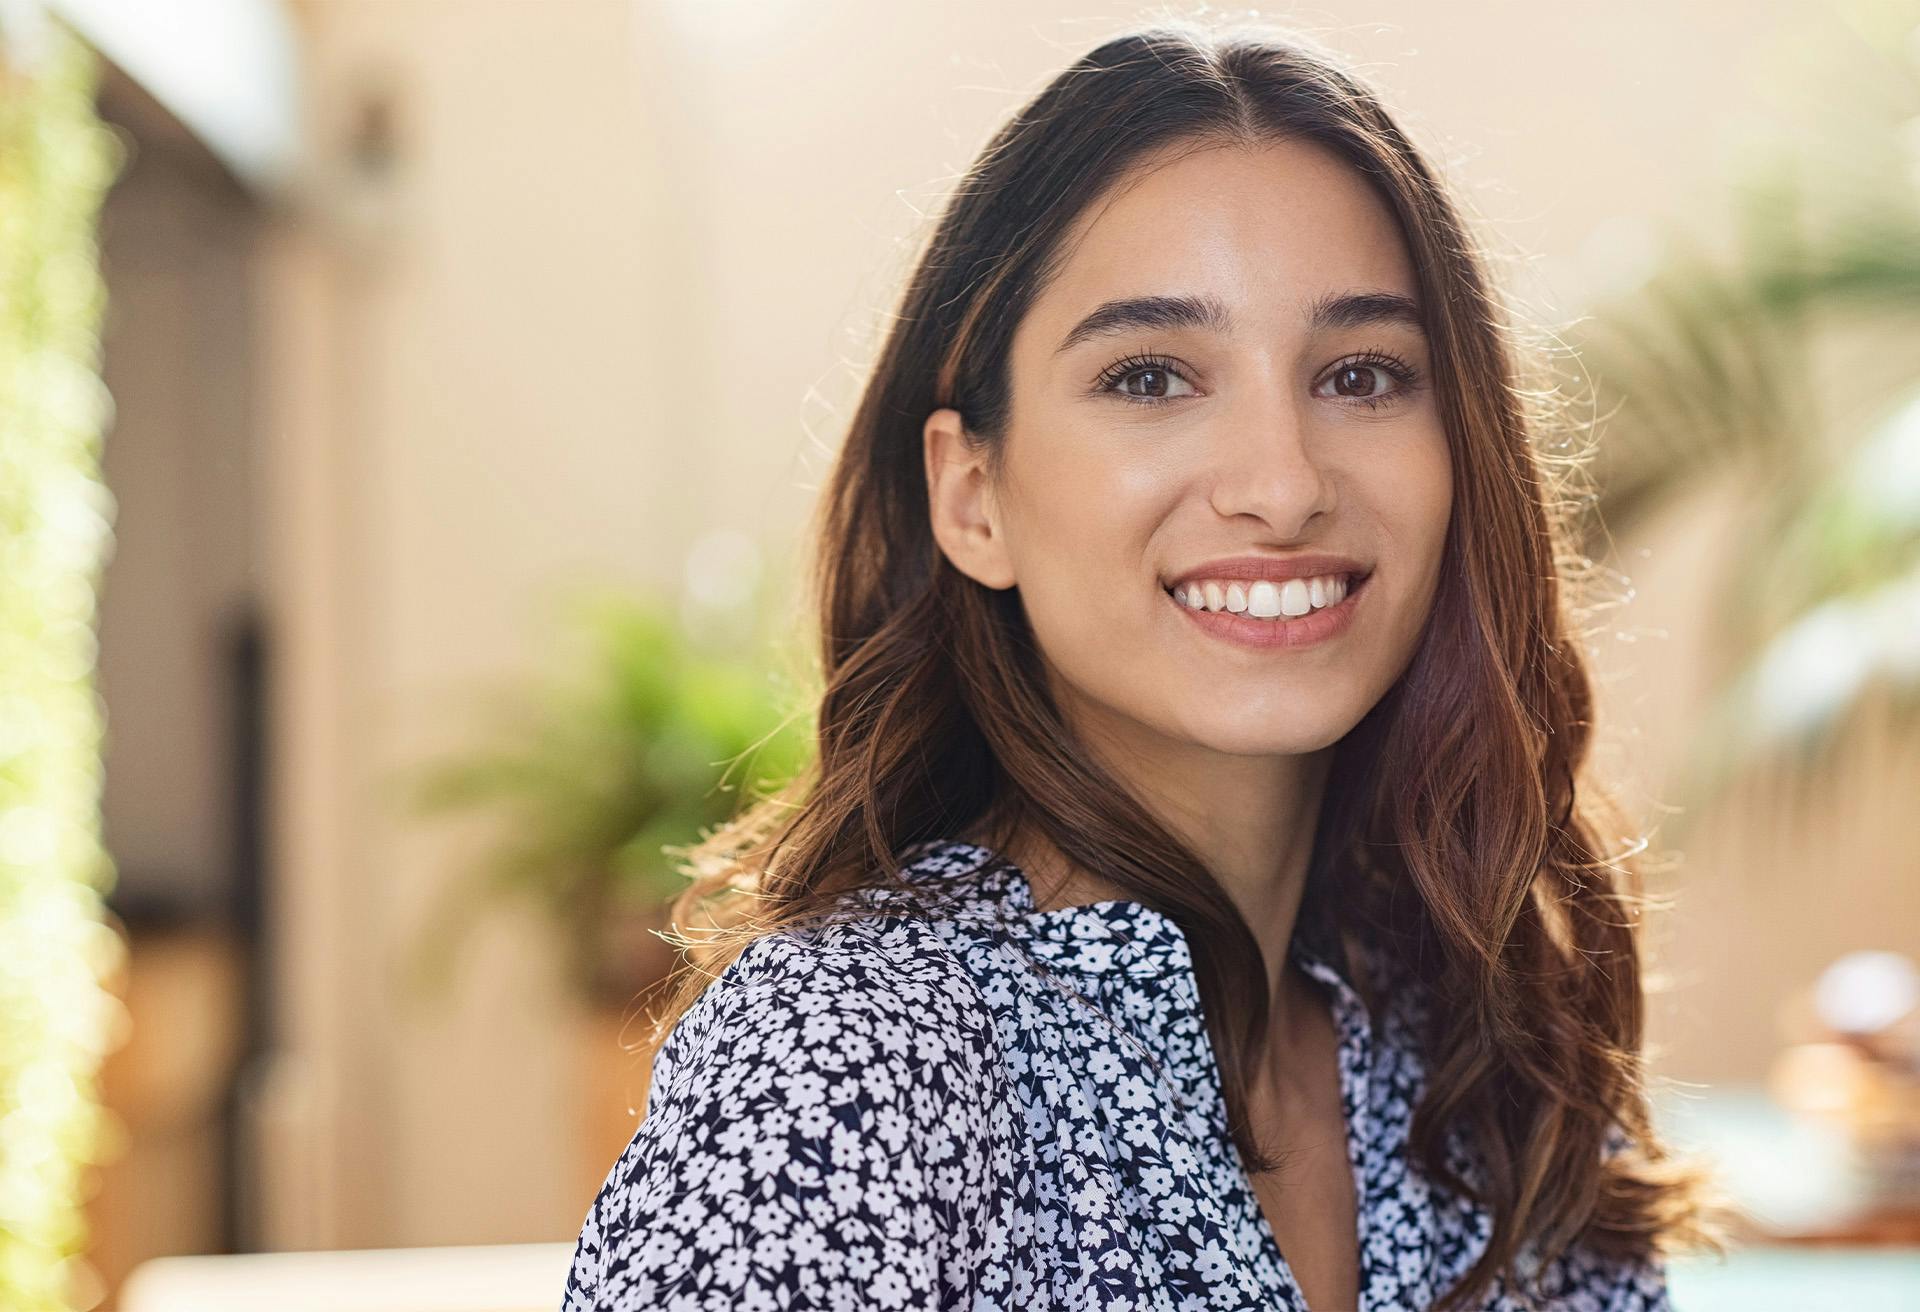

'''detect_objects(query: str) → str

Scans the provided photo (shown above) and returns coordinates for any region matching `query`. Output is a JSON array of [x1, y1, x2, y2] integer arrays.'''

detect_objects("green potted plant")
[[397, 579, 813, 1012], [1563, 0, 1920, 839]]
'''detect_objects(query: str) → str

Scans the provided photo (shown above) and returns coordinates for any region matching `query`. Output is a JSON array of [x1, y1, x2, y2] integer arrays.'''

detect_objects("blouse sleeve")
[[1527, 1239, 1673, 1312], [560, 928, 1004, 1312]]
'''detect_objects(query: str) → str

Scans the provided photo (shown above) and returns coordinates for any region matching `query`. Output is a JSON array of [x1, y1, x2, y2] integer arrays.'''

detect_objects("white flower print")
[[561, 838, 1673, 1311]]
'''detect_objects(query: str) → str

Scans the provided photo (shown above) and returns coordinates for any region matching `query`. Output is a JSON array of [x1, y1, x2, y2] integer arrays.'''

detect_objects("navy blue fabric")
[[560, 838, 1671, 1311]]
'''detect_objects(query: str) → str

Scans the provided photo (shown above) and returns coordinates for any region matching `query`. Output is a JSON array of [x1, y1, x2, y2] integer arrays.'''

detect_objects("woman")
[[562, 21, 1727, 1312]]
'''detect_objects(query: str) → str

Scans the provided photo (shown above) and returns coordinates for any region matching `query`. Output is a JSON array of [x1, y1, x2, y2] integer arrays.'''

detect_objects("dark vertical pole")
[[219, 598, 271, 1252]]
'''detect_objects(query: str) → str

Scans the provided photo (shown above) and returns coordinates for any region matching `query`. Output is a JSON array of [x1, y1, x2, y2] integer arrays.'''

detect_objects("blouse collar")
[[895, 837, 1365, 998], [886, 837, 1379, 1118], [887, 839, 1424, 1312]]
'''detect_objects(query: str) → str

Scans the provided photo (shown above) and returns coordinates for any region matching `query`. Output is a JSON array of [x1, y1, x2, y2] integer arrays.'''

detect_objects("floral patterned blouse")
[[560, 838, 1671, 1311]]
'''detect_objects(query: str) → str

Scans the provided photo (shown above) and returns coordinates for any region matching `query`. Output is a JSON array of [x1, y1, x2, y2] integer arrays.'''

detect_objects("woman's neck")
[[967, 815, 1325, 1038]]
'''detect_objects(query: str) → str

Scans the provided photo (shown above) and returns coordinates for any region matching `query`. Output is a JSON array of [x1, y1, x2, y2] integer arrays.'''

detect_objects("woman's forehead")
[[1029, 141, 1418, 348]]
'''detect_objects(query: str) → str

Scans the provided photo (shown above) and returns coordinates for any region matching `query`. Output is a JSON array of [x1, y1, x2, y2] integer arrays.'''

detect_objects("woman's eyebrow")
[[1054, 293, 1231, 355], [1053, 288, 1426, 356], [1303, 288, 1426, 335]]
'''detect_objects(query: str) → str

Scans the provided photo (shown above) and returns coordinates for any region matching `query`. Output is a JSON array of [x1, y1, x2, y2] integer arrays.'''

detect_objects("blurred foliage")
[[0, 14, 126, 1312], [1567, 0, 1920, 837], [398, 582, 814, 1007]]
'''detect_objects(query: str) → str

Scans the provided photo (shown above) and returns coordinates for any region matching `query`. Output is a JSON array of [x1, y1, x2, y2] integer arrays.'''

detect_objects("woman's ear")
[[923, 407, 1017, 590]]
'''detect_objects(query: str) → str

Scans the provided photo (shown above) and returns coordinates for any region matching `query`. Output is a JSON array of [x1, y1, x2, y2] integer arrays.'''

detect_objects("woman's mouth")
[[1163, 570, 1372, 650]]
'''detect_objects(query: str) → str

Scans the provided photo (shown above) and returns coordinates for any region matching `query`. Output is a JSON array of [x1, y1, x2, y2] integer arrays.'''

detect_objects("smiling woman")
[[923, 133, 1451, 739], [561, 18, 1730, 1312]]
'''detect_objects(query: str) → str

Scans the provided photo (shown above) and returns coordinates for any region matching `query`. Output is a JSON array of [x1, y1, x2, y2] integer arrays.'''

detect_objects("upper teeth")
[[1171, 574, 1353, 618]]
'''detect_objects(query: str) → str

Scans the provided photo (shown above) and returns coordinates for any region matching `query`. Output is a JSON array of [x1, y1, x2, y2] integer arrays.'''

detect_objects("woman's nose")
[[1204, 395, 1337, 533]]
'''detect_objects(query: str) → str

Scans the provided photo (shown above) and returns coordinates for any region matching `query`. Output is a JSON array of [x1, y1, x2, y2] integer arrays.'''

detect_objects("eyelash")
[[1092, 348, 1426, 411]]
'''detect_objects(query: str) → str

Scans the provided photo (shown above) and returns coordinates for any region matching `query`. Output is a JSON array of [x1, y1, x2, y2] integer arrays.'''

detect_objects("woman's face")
[[926, 136, 1451, 771]]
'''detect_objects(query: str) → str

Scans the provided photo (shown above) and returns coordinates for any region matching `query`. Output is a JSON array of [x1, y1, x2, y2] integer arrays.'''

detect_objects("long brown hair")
[[641, 19, 1730, 1310]]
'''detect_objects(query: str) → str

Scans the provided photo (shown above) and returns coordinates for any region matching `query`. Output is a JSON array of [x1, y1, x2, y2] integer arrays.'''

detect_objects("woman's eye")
[[1317, 353, 1424, 411], [1095, 351, 1424, 410], [1096, 356, 1197, 405]]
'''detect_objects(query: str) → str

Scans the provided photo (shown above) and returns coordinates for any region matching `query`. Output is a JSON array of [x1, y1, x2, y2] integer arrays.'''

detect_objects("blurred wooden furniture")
[[1772, 1206, 1920, 1246], [87, 917, 246, 1311], [572, 899, 678, 1207], [1655, 1084, 1920, 1247], [574, 1002, 652, 1207]]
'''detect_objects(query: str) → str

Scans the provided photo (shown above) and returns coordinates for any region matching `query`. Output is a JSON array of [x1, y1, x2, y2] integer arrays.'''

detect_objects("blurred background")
[[3, 0, 1918, 1308]]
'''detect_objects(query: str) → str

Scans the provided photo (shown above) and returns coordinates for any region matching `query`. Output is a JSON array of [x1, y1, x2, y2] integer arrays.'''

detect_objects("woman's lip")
[[1163, 556, 1372, 590], [1164, 571, 1370, 650]]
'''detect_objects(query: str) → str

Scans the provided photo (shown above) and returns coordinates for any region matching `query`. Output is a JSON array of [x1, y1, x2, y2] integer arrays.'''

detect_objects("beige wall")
[[257, 0, 1887, 1252]]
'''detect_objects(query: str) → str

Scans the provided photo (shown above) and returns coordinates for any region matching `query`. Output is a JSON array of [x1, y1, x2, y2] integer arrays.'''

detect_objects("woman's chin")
[[1162, 708, 1360, 760]]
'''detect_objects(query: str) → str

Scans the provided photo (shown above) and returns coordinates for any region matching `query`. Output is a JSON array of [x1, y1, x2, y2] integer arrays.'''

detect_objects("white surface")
[[118, 1241, 576, 1312], [48, 0, 299, 194]]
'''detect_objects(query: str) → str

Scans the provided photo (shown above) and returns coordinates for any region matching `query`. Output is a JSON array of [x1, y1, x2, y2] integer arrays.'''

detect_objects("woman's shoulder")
[[657, 843, 1029, 1059], [693, 896, 1000, 1048], [562, 907, 1009, 1311]]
